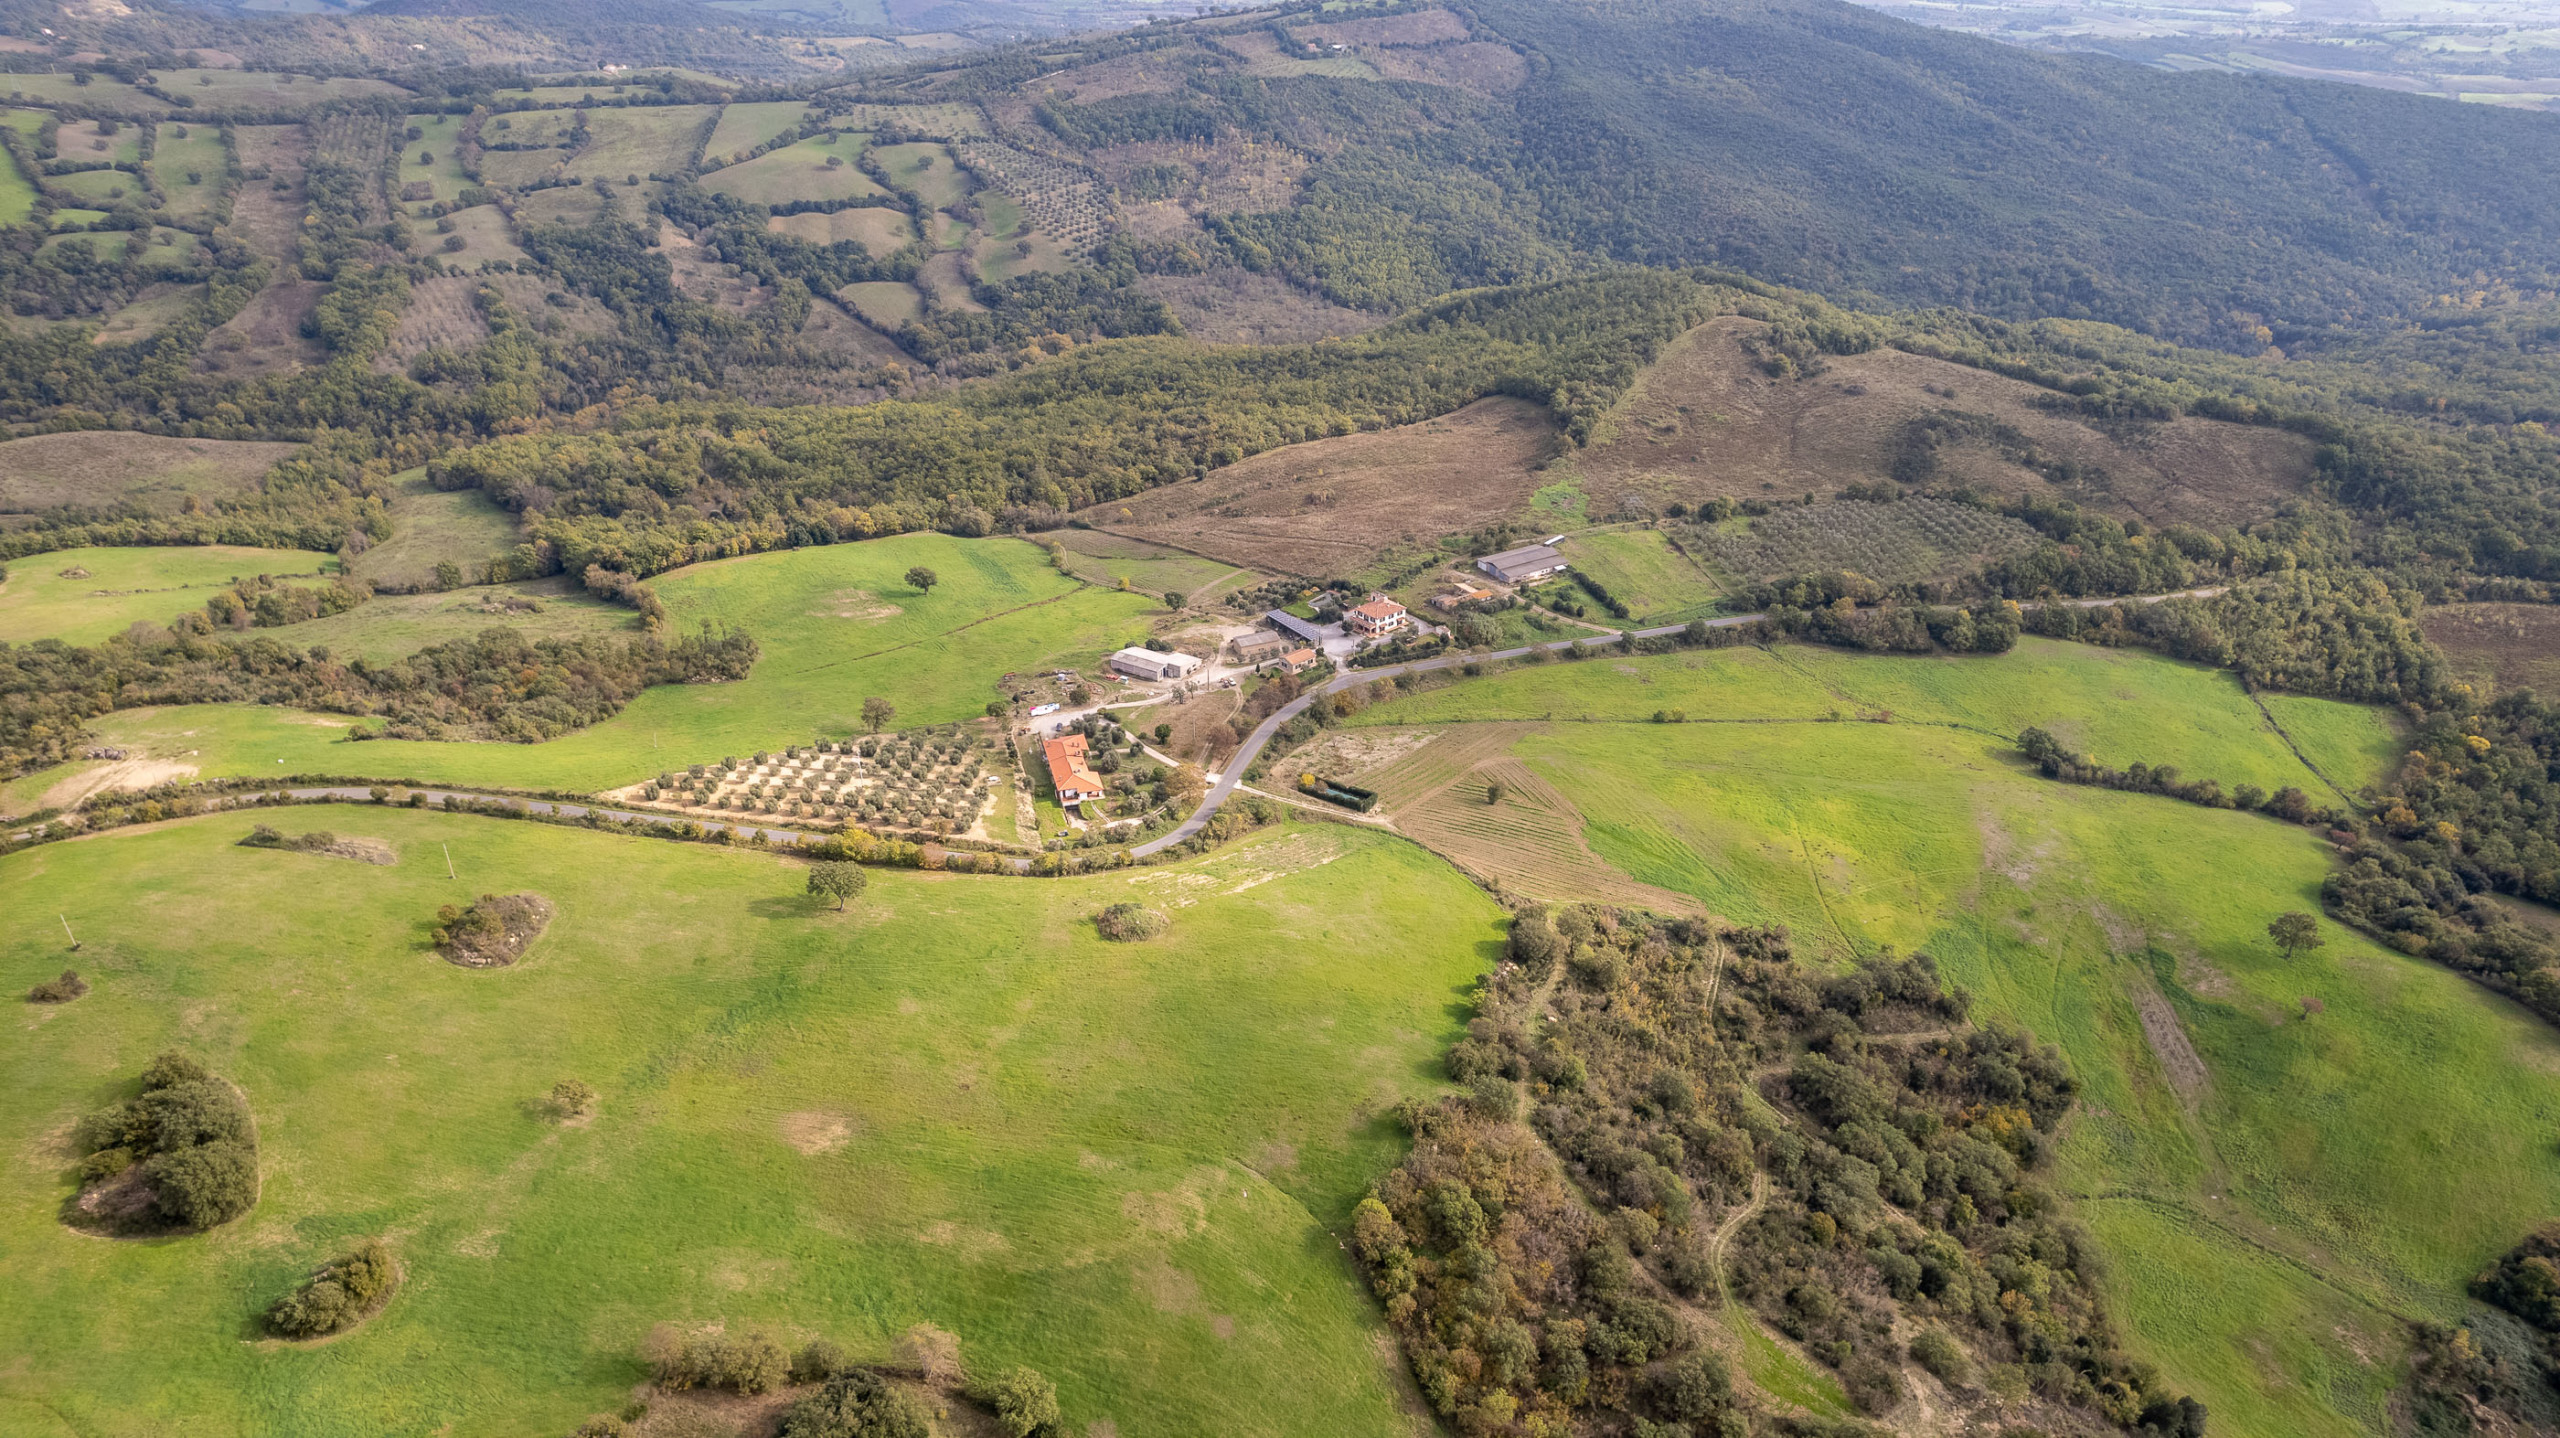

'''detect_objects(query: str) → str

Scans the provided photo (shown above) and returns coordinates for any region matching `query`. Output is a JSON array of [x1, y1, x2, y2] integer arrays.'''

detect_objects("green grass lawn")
[[66, 535, 1158, 794], [704, 100, 810, 162], [397, 115, 473, 212], [1355, 637, 2403, 796], [562, 104, 720, 181], [1561, 527, 1726, 622], [0, 75, 165, 111], [151, 123, 228, 221], [154, 70, 410, 107], [1044, 531, 1248, 601], [0, 134, 33, 225], [874, 141, 969, 210], [839, 279, 922, 329], [702, 133, 884, 205], [348, 471, 523, 591], [267, 580, 635, 665], [0, 545, 335, 646], [0, 813, 1496, 1436], [48, 168, 144, 207]]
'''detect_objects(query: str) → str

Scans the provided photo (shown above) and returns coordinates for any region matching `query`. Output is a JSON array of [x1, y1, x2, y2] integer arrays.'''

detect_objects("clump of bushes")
[[780, 1367, 932, 1438], [65, 1049, 259, 1233], [266, 1239, 399, 1337], [971, 1367, 1060, 1438], [550, 1080, 597, 1119], [241, 823, 338, 852], [649, 1328, 789, 1393], [28, 969, 88, 1003], [433, 892, 554, 967], [1094, 902, 1169, 942]]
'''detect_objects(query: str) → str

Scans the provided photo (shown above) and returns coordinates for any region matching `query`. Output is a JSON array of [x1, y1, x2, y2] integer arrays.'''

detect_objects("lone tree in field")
[[1164, 591, 1186, 609], [905, 566, 938, 595], [809, 861, 869, 912], [861, 696, 895, 733], [2268, 911, 2324, 961], [1486, 780, 1506, 805]]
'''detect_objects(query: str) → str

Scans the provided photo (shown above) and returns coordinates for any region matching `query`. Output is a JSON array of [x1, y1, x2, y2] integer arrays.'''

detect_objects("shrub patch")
[[1094, 901, 1169, 941], [266, 1240, 400, 1339], [239, 823, 396, 864], [432, 892, 553, 967], [63, 1050, 259, 1236]]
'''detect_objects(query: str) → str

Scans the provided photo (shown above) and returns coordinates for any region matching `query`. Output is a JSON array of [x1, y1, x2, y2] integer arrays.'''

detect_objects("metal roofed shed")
[[1264, 609, 1326, 644], [1107, 647, 1203, 682], [1477, 543, 1568, 585]]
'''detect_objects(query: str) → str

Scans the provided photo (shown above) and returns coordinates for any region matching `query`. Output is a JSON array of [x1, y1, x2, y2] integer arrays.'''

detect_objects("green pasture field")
[[0, 75, 165, 111], [0, 814, 1496, 1435], [47, 168, 143, 207], [473, 148, 568, 190], [155, 70, 409, 107], [397, 115, 472, 212], [509, 186, 607, 227], [65, 535, 1158, 794], [768, 205, 914, 253], [562, 103, 718, 181], [1042, 530, 1252, 601], [484, 110, 582, 148], [1354, 637, 2401, 797], [53, 118, 143, 165], [93, 283, 206, 344], [151, 124, 228, 221], [1559, 527, 1725, 622], [701, 132, 885, 205], [1456, 716, 2560, 1435], [349, 472, 521, 591], [435, 205, 529, 268], [704, 100, 810, 162], [975, 225, 1075, 284], [0, 108, 40, 138], [0, 147, 34, 225], [838, 279, 922, 329], [48, 207, 106, 230], [39, 229, 129, 260], [0, 545, 335, 646], [875, 140, 970, 210], [268, 580, 636, 665]]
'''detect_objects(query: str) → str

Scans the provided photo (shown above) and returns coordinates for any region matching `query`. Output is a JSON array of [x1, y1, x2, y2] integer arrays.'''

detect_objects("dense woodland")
[[1360, 908, 2201, 1436]]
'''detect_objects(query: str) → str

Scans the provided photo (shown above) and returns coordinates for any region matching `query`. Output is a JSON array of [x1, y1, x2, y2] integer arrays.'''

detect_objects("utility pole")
[[442, 843, 457, 880], [59, 914, 79, 951]]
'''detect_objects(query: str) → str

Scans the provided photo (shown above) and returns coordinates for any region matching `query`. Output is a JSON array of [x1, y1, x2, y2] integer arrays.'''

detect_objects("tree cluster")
[[1355, 905, 2201, 1436], [65, 1049, 259, 1233]]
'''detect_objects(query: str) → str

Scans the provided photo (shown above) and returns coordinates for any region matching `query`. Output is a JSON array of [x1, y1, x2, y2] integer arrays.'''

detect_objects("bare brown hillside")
[[1077, 396, 1561, 576], [1574, 317, 2314, 531]]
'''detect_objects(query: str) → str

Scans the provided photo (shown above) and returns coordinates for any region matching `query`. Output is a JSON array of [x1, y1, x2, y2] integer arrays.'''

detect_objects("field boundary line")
[[2241, 683, 2362, 809], [782, 584, 1090, 677]]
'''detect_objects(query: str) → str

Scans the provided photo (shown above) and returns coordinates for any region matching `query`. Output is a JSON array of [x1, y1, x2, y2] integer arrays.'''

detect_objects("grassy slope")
[[270, 581, 635, 665], [704, 100, 810, 160], [0, 815, 1494, 1436], [0, 129, 34, 224], [1560, 528, 1726, 622], [73, 535, 1156, 793], [398, 114, 472, 213], [347, 472, 523, 590], [702, 134, 884, 205], [151, 125, 228, 222], [1356, 638, 2400, 797], [0, 545, 334, 645]]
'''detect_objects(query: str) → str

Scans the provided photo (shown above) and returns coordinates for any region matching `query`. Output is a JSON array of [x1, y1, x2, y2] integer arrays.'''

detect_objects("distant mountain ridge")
[[1017, 0, 2560, 349]]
